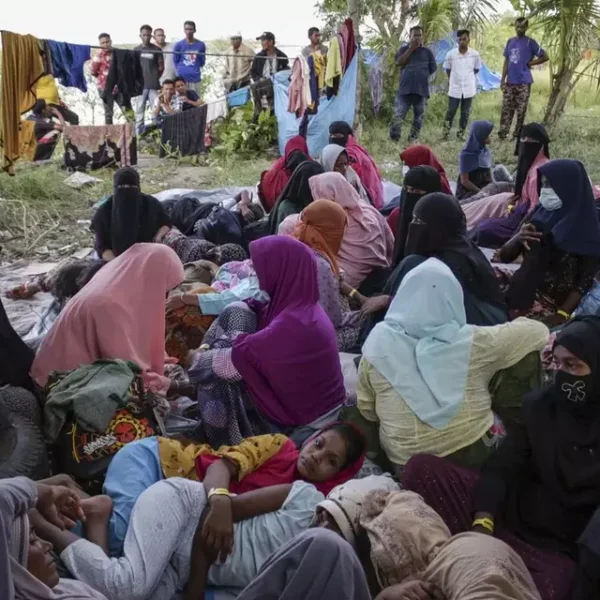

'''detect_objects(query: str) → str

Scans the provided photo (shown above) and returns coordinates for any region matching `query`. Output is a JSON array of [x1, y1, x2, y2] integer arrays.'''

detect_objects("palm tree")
[[533, 0, 600, 126]]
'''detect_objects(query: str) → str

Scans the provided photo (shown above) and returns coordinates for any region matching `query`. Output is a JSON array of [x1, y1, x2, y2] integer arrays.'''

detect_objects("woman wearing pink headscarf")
[[30, 244, 184, 395], [308, 172, 394, 289]]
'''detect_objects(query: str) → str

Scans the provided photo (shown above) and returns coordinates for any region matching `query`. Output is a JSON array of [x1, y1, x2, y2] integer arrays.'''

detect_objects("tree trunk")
[[348, 0, 362, 132], [543, 64, 576, 128]]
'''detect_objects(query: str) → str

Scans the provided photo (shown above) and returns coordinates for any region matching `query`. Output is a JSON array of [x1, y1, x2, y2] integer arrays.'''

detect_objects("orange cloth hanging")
[[18, 121, 37, 161], [1, 31, 44, 174]]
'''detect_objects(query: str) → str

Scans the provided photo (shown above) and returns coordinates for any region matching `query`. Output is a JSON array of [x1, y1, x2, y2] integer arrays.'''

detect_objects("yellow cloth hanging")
[[1, 31, 44, 174], [325, 37, 342, 88], [313, 52, 326, 90], [19, 121, 37, 161], [35, 75, 60, 106]]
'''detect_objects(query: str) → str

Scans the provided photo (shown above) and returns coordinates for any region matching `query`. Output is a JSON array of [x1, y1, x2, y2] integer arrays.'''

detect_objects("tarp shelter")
[[273, 53, 358, 158]]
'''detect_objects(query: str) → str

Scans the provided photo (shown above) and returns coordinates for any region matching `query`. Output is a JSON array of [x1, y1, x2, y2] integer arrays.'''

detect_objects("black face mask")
[[404, 222, 430, 256], [554, 370, 595, 412]]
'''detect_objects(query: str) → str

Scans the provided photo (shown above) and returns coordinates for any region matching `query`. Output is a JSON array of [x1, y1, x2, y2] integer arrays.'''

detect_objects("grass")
[[1, 69, 600, 261]]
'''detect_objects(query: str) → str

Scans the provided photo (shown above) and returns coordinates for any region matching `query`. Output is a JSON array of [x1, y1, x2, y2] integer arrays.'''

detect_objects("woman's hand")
[[153, 225, 171, 243], [201, 496, 234, 564], [375, 580, 444, 600], [514, 223, 542, 252], [360, 295, 391, 317], [35, 483, 85, 529]]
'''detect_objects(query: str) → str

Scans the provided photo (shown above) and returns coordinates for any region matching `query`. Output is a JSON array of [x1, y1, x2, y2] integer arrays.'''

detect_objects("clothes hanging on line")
[[160, 104, 207, 158], [368, 55, 384, 113], [339, 18, 356, 73], [19, 120, 37, 162], [325, 37, 342, 99], [288, 55, 312, 117], [44, 40, 91, 92], [0, 30, 44, 174], [207, 98, 228, 124], [39, 39, 54, 75], [63, 123, 137, 170], [103, 49, 143, 111]]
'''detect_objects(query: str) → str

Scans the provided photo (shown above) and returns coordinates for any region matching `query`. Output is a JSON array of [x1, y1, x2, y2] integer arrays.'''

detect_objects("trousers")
[[135, 89, 159, 134], [499, 83, 531, 139], [445, 95, 473, 133], [390, 93, 426, 141]]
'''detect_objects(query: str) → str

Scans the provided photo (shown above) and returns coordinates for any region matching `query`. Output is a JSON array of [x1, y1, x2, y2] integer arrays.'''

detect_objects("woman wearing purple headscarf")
[[188, 235, 347, 447]]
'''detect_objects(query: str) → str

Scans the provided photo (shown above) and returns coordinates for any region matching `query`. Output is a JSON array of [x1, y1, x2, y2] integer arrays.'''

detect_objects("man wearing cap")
[[223, 33, 254, 93], [250, 32, 289, 117]]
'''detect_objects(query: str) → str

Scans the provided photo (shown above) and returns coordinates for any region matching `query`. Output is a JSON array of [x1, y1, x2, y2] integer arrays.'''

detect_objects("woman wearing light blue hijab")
[[357, 257, 549, 470], [456, 120, 494, 200]]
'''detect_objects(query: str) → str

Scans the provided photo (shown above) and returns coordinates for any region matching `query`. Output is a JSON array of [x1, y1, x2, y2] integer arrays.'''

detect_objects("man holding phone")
[[390, 26, 437, 143]]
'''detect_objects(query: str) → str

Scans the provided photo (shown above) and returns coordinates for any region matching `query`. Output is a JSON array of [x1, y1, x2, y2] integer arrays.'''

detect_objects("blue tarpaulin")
[[273, 53, 358, 157]]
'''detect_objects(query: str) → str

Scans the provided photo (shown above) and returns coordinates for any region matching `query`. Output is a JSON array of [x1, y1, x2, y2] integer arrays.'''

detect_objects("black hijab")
[[514, 123, 550, 197], [329, 121, 353, 147], [549, 316, 600, 502], [286, 149, 310, 173], [268, 161, 324, 233], [406, 192, 507, 310], [393, 166, 442, 267], [110, 167, 144, 256]]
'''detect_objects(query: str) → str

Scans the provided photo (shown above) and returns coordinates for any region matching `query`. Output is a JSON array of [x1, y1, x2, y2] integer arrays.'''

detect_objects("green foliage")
[[210, 103, 278, 159]]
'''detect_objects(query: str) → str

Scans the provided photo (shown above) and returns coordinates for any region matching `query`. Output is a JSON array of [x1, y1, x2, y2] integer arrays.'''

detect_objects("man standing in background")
[[135, 25, 163, 134], [173, 21, 206, 97], [302, 27, 328, 59], [154, 28, 177, 84], [390, 26, 437, 143], [250, 32, 289, 118], [223, 33, 254, 93], [443, 29, 481, 140], [499, 17, 548, 140], [91, 33, 127, 125]]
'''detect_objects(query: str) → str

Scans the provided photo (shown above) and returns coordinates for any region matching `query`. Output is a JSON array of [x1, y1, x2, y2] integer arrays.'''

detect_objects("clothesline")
[[88, 44, 297, 61]]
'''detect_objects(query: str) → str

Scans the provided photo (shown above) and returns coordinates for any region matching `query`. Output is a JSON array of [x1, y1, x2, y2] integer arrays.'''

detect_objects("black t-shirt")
[[182, 90, 200, 110], [135, 43, 162, 90]]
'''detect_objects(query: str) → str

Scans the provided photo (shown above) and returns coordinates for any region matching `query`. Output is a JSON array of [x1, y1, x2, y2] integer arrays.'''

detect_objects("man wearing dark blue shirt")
[[390, 26, 437, 142]]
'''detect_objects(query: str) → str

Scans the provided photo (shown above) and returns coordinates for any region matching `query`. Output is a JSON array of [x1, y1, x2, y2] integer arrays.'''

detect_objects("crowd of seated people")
[[3, 115, 600, 600]]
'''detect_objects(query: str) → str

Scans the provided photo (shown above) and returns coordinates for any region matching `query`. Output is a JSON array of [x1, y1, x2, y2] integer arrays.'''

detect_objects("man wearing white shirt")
[[443, 30, 482, 140]]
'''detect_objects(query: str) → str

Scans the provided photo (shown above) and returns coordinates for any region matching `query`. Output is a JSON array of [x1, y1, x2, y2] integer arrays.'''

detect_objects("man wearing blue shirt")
[[390, 26, 437, 143], [173, 21, 206, 97], [499, 17, 548, 140]]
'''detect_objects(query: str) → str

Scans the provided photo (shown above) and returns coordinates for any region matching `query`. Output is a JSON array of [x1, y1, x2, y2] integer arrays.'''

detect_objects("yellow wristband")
[[208, 487, 232, 501], [349, 288, 358, 298], [556, 309, 570, 320], [472, 517, 495, 533]]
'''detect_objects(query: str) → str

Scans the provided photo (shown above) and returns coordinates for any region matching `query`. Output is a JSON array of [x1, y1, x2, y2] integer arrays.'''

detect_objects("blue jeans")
[[135, 89, 159, 134], [390, 93, 426, 141]]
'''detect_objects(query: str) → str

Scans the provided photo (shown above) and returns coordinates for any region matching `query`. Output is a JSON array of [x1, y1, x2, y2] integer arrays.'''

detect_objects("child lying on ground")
[[101, 423, 366, 557]]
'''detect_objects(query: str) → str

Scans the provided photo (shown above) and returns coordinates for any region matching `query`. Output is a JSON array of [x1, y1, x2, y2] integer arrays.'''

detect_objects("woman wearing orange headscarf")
[[292, 200, 361, 351]]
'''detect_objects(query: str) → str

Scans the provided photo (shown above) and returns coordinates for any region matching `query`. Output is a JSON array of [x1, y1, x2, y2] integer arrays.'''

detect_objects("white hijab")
[[362, 258, 474, 429], [319, 144, 369, 203], [11, 514, 107, 600]]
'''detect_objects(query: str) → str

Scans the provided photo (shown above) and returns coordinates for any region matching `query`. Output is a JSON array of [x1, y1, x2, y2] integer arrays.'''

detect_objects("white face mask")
[[539, 187, 562, 211], [402, 165, 410, 176]]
